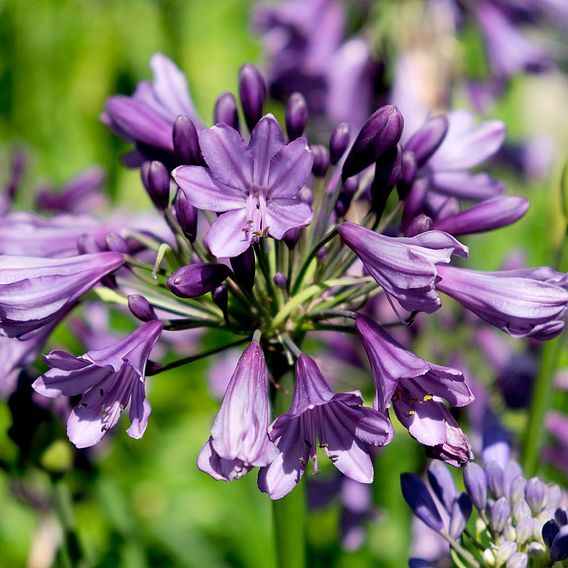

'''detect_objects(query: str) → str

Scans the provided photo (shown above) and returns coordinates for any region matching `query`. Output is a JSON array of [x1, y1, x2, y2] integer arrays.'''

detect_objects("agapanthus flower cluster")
[[1, 53, 567, 510], [402, 459, 567, 567]]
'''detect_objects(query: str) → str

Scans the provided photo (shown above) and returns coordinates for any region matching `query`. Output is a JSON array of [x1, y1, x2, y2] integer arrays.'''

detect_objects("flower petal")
[[265, 199, 312, 240], [268, 137, 314, 198], [249, 115, 285, 187], [206, 209, 251, 258]]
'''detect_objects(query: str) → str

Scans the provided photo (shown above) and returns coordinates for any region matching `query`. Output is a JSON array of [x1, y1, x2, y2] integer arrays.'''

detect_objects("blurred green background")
[[0, 1, 567, 567]]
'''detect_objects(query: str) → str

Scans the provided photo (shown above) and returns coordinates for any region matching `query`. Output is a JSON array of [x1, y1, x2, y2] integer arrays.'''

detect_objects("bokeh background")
[[0, 1, 567, 566]]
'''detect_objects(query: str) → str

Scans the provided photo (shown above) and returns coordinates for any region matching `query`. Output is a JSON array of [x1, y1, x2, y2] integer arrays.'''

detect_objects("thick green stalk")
[[272, 371, 306, 568], [523, 228, 568, 476]]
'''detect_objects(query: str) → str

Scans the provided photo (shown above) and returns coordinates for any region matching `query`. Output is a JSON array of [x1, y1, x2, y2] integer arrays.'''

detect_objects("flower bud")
[[397, 151, 418, 200], [106, 233, 129, 253], [173, 115, 202, 165], [506, 552, 528, 568], [141, 160, 170, 210], [547, 485, 562, 510], [463, 463, 488, 511], [273, 272, 287, 289], [525, 478, 547, 515], [513, 500, 532, 523], [556, 508, 568, 526], [370, 144, 402, 213], [174, 189, 198, 242], [312, 145, 330, 177], [238, 64, 266, 131], [486, 460, 505, 499], [541, 519, 559, 549], [316, 246, 329, 261], [488, 497, 511, 533], [298, 186, 313, 205], [167, 263, 232, 298], [400, 473, 444, 532], [128, 294, 157, 322], [449, 493, 472, 539], [405, 214, 433, 237], [285, 93, 308, 141], [77, 234, 104, 254], [342, 105, 404, 181], [510, 476, 527, 506], [230, 247, 255, 291], [329, 122, 350, 165], [515, 518, 535, 545], [214, 92, 240, 130], [495, 541, 516, 566], [212, 284, 228, 314], [427, 461, 457, 512], [550, 526, 568, 561], [405, 115, 449, 168], [284, 227, 301, 249]]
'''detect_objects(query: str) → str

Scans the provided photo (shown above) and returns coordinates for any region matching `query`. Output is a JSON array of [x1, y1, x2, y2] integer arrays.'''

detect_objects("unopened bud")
[[230, 247, 255, 290], [128, 294, 157, 322], [167, 263, 232, 298], [405, 115, 448, 168], [273, 272, 287, 289], [214, 92, 240, 130], [174, 189, 198, 242], [238, 64, 267, 131], [329, 122, 350, 165], [141, 160, 170, 210], [285, 93, 308, 141], [312, 145, 330, 177]]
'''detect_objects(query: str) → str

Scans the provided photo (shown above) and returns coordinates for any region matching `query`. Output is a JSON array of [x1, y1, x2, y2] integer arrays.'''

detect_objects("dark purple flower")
[[285, 93, 308, 141], [172, 114, 313, 258], [214, 92, 240, 130], [102, 54, 203, 161], [0, 252, 125, 338], [35, 167, 107, 214], [33, 320, 163, 448], [436, 265, 568, 340], [339, 222, 468, 313], [197, 339, 277, 481], [356, 316, 474, 466], [167, 263, 232, 298], [238, 64, 267, 132], [258, 354, 392, 499], [141, 160, 171, 210], [400, 473, 444, 532]]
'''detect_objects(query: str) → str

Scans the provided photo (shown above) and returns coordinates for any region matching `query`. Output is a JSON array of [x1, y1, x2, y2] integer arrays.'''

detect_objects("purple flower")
[[0, 212, 114, 258], [473, 1, 550, 79], [338, 222, 468, 313], [197, 339, 277, 481], [34, 167, 107, 214], [436, 266, 568, 339], [102, 54, 203, 163], [0, 252, 125, 338], [172, 114, 313, 258], [356, 315, 474, 466], [258, 354, 392, 500], [33, 320, 163, 448]]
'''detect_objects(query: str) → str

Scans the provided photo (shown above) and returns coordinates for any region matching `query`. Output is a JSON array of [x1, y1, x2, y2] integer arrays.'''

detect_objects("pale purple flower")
[[258, 354, 392, 500], [338, 222, 468, 313], [33, 320, 163, 448], [34, 167, 107, 214], [102, 54, 203, 164], [197, 339, 277, 481], [172, 114, 313, 258], [0, 212, 114, 258], [356, 316, 474, 466], [0, 252, 125, 338], [436, 265, 568, 339]]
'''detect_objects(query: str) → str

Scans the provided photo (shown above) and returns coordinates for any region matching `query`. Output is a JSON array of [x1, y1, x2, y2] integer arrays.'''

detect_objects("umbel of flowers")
[[1, 55, 567, 501]]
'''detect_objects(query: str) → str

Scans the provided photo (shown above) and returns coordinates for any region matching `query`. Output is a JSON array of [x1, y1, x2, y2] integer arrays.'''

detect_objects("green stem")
[[147, 337, 250, 375], [522, 229, 568, 476], [52, 476, 87, 568]]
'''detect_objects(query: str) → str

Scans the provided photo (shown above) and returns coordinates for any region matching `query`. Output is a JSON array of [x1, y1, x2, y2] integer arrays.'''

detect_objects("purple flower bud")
[[106, 233, 129, 253], [400, 473, 444, 532], [506, 552, 528, 568], [173, 115, 202, 165], [174, 189, 198, 242], [214, 92, 240, 130], [238, 64, 267, 131], [463, 463, 488, 511], [486, 460, 505, 499], [316, 246, 328, 261], [542, 519, 560, 549], [212, 284, 228, 314], [230, 247, 255, 291], [167, 263, 232, 298], [370, 144, 402, 213], [273, 272, 287, 289], [513, 500, 531, 523], [284, 227, 301, 249], [397, 151, 418, 200], [427, 461, 457, 512], [432, 197, 529, 236], [515, 518, 535, 545], [77, 234, 104, 254], [128, 294, 157, 322], [330, 122, 351, 165], [550, 526, 568, 561], [285, 93, 308, 141], [556, 509, 568, 526], [312, 145, 330, 177], [488, 497, 511, 533], [342, 105, 404, 181], [405, 115, 449, 168], [525, 477, 547, 514], [405, 215, 433, 237], [141, 161, 170, 210], [510, 476, 527, 506], [449, 494, 472, 539]]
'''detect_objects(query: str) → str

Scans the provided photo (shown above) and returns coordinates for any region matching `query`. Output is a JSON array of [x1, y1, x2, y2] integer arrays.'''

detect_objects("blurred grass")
[[0, 1, 567, 567]]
